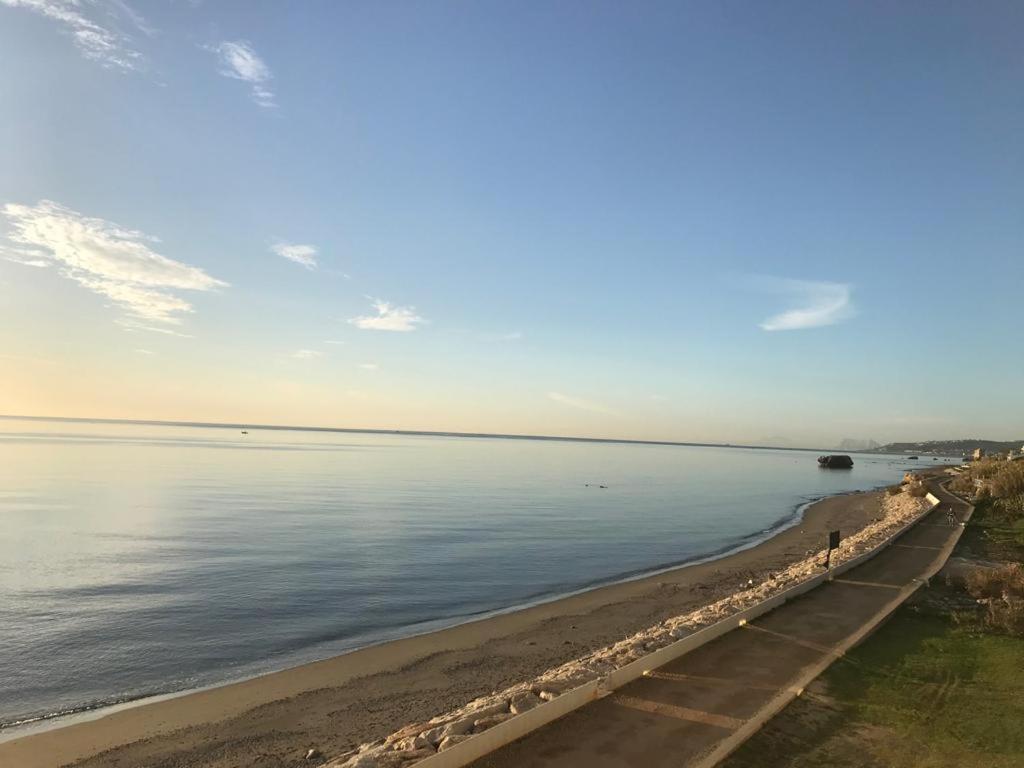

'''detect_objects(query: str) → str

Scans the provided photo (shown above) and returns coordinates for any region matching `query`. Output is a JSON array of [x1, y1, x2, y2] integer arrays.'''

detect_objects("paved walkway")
[[471, 479, 970, 768]]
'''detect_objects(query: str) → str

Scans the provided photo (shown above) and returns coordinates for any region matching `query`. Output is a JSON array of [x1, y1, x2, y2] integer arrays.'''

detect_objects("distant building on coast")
[[972, 447, 985, 461]]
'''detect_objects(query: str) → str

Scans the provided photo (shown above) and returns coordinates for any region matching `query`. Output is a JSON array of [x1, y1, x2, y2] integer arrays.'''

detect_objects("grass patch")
[[725, 610, 1024, 768]]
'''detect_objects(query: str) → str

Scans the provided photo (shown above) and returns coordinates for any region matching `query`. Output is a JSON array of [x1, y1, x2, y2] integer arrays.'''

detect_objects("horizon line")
[[0, 413, 849, 454]]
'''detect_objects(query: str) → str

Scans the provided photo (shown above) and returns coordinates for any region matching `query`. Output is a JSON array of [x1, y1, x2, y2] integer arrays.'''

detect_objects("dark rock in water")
[[818, 454, 854, 468]]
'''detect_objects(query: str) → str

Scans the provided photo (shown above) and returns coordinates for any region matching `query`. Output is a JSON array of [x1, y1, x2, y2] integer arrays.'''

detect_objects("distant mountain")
[[836, 438, 881, 451], [876, 439, 1024, 456]]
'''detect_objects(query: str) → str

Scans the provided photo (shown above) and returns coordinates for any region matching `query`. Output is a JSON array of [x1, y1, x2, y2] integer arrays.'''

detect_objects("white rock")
[[419, 726, 445, 745], [438, 734, 472, 752], [473, 713, 513, 732], [393, 735, 430, 752], [440, 716, 476, 738], [463, 700, 509, 719], [510, 691, 542, 714]]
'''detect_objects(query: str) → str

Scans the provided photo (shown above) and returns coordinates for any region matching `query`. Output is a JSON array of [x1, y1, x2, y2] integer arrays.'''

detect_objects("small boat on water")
[[818, 454, 854, 468], [907, 456, 918, 460], [241, 430, 248, 435]]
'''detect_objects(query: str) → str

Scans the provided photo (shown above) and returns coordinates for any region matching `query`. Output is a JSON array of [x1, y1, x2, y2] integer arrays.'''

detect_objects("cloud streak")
[[211, 40, 275, 107], [758, 279, 854, 331], [272, 242, 317, 269], [1, 0, 144, 70], [547, 392, 616, 415], [1, 200, 226, 326], [349, 299, 424, 332]]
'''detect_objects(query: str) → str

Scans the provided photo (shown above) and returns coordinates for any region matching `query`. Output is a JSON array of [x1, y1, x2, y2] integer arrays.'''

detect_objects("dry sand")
[[0, 489, 884, 768]]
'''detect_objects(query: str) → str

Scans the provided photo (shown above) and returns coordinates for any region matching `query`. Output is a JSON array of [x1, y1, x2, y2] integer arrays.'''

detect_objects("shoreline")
[[0, 493, 821, 738], [0, 485, 889, 768]]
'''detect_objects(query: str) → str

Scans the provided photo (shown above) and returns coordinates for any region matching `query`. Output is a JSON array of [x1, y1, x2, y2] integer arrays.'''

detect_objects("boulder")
[[473, 713, 513, 732], [463, 699, 509, 719], [439, 716, 476, 738], [418, 726, 445, 746], [438, 734, 472, 752], [392, 735, 430, 752], [510, 691, 542, 714]]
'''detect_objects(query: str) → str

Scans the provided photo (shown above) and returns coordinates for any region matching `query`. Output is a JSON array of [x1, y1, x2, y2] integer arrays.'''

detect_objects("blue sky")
[[1, 1, 1021, 446]]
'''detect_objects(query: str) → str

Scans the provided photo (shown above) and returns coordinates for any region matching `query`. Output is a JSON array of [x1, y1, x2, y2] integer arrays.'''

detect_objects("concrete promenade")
[[471, 478, 971, 768]]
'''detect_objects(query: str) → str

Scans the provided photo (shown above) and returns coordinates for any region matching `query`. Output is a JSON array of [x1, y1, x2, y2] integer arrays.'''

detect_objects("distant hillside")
[[837, 438, 881, 451], [877, 439, 1024, 456]]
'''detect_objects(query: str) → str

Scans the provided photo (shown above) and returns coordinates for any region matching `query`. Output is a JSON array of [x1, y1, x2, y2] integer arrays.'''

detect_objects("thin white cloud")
[[211, 40, 275, 107], [349, 299, 424, 332], [292, 349, 321, 360], [500, 331, 524, 341], [758, 278, 854, 331], [1, 200, 226, 326], [272, 242, 317, 269], [1, 0, 144, 70], [358, 362, 379, 370], [547, 392, 616, 415], [324, 339, 347, 345], [135, 348, 154, 355]]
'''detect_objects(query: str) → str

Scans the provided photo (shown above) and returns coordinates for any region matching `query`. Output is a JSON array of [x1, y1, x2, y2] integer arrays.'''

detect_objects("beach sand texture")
[[1, 489, 888, 768]]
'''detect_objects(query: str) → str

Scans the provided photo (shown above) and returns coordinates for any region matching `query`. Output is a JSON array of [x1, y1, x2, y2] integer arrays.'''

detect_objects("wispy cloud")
[[349, 299, 424, 332], [325, 339, 347, 345], [757, 278, 854, 331], [292, 349, 321, 360], [1, 200, 226, 326], [135, 348, 154, 355], [358, 362, 379, 370], [210, 40, 275, 107], [547, 392, 616, 415], [1, 0, 144, 70], [272, 242, 317, 269]]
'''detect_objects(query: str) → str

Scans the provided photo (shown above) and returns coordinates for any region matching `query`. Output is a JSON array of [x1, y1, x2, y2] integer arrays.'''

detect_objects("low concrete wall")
[[380, 493, 943, 768], [412, 681, 600, 768]]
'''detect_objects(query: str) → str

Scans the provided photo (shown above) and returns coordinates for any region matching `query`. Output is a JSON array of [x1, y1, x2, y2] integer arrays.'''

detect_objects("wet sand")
[[0, 489, 884, 768]]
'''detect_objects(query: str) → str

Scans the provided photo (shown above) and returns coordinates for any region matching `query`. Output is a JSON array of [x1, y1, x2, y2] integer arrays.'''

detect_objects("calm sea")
[[0, 418, 938, 730]]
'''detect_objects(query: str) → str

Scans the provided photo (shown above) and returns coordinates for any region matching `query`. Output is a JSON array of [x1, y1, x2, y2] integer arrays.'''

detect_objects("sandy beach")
[[0, 488, 885, 768]]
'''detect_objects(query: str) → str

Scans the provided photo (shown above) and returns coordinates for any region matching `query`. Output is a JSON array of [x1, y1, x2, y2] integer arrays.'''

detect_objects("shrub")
[[965, 563, 1024, 636], [991, 463, 1024, 499], [997, 494, 1024, 519], [908, 481, 929, 498], [949, 473, 976, 496], [972, 459, 1005, 479]]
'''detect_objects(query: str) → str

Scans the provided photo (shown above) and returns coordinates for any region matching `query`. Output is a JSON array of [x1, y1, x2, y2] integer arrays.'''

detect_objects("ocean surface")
[[0, 418, 942, 730]]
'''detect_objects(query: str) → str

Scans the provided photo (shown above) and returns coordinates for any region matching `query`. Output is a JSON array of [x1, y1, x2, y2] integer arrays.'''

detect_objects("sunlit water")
[[0, 418, 940, 729]]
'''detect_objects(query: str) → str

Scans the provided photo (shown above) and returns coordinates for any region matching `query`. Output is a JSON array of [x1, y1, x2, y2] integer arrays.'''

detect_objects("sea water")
[[0, 418, 936, 729]]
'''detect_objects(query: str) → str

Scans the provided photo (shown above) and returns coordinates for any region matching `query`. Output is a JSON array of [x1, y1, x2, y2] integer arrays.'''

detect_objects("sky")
[[1, 1, 1022, 447]]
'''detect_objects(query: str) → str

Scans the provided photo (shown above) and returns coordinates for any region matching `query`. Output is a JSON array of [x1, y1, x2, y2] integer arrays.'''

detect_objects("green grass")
[[725, 610, 1024, 768], [724, 485, 1024, 768]]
